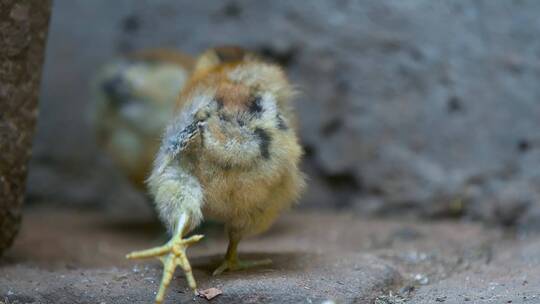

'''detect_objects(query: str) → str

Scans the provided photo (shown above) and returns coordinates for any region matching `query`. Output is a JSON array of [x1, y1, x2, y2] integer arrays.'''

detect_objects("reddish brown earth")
[[1, 207, 539, 303]]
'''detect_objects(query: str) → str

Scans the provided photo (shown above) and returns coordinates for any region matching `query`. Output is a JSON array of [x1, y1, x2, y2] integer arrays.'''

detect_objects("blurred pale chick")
[[92, 49, 194, 190]]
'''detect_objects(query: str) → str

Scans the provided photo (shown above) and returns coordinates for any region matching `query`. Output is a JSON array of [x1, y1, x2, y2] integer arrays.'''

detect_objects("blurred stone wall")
[[28, 0, 540, 229]]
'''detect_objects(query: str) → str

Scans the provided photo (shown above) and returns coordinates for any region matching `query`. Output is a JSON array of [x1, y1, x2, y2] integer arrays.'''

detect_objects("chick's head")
[[175, 47, 297, 167]]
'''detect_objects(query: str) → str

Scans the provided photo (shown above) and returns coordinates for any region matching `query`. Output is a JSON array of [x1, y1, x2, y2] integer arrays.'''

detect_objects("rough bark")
[[0, 0, 51, 255]]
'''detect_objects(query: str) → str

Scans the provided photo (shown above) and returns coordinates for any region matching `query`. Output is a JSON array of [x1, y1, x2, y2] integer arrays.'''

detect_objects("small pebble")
[[413, 273, 429, 285]]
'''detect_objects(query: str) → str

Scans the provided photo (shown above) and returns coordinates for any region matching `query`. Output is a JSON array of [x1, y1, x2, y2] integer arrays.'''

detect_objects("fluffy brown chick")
[[126, 46, 305, 303]]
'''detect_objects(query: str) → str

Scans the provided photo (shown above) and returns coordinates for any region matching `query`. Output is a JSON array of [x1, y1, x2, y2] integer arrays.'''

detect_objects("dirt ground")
[[1, 207, 539, 304]]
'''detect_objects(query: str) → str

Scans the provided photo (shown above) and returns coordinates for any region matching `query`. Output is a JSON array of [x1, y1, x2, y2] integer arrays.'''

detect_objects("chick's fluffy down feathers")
[[149, 48, 305, 238]]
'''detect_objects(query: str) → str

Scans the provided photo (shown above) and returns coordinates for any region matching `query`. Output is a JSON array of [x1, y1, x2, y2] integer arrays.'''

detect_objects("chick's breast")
[[179, 61, 305, 236]]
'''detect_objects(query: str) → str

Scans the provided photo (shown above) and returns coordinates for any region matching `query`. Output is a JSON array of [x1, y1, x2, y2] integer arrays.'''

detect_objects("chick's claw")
[[126, 234, 204, 304]]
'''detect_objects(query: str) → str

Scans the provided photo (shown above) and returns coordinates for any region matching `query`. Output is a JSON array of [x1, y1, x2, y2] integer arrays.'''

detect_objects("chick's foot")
[[126, 233, 203, 304], [212, 257, 272, 276]]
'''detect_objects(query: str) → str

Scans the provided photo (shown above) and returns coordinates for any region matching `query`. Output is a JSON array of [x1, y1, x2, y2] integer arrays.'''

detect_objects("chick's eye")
[[218, 113, 231, 122], [248, 96, 263, 114], [214, 97, 224, 110]]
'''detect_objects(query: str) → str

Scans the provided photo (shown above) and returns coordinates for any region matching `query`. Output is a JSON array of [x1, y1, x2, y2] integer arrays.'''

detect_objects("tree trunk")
[[0, 0, 51, 255]]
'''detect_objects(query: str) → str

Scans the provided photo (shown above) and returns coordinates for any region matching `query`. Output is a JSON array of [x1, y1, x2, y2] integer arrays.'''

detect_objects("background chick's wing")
[[91, 49, 194, 190]]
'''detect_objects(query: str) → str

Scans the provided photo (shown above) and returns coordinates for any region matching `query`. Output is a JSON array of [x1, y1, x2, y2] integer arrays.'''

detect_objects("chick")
[[93, 49, 194, 189], [126, 46, 305, 303]]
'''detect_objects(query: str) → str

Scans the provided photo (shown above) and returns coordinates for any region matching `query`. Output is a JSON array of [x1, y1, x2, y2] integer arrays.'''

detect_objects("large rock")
[[28, 1, 540, 227], [0, 0, 51, 255]]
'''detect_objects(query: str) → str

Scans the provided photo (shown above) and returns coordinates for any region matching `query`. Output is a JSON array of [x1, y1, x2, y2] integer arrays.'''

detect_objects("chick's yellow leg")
[[126, 214, 203, 304], [212, 230, 271, 276]]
